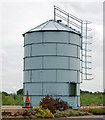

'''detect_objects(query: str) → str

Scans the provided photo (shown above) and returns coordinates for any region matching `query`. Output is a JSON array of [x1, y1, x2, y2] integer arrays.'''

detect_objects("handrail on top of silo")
[[54, 5, 93, 82]]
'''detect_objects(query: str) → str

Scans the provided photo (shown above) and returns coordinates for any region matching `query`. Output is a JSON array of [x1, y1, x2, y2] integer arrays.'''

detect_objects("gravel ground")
[[1, 106, 105, 120], [1, 118, 105, 120], [1, 115, 104, 120], [2, 106, 22, 110]]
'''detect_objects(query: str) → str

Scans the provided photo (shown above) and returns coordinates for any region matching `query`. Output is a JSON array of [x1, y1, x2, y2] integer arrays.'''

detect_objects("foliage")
[[2, 93, 23, 106], [80, 92, 103, 106], [104, 93, 105, 106], [34, 106, 54, 118], [17, 89, 23, 95], [2, 91, 9, 96], [80, 107, 105, 115], [54, 109, 90, 118], [40, 95, 70, 113]]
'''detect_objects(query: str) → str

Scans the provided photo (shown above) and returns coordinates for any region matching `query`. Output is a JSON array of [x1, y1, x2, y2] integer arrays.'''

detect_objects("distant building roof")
[[23, 19, 81, 36]]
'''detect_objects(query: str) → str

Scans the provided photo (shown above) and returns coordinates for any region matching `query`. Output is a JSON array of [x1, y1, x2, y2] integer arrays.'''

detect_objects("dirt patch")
[[2, 108, 36, 119]]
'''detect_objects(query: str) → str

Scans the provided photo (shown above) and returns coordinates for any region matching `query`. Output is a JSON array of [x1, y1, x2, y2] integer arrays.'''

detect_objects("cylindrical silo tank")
[[23, 19, 81, 108]]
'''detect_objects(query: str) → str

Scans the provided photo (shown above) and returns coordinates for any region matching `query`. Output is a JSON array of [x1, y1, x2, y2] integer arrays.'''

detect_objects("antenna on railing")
[[54, 5, 93, 82]]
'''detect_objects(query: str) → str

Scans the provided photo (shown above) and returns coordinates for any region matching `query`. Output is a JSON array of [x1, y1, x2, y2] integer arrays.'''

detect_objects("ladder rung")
[[82, 55, 92, 57], [82, 67, 92, 69], [83, 78, 93, 80], [80, 60, 92, 63], [82, 49, 92, 52], [82, 36, 93, 39], [82, 42, 92, 44], [82, 73, 92, 75]]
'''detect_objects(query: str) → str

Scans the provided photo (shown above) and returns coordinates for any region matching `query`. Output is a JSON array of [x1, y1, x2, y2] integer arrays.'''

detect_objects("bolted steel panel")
[[57, 44, 78, 57], [78, 47, 80, 58], [77, 84, 80, 95], [31, 96, 43, 107], [24, 45, 31, 57], [23, 20, 81, 108], [25, 57, 42, 70], [24, 32, 42, 45], [24, 71, 31, 82], [57, 70, 77, 82], [32, 44, 56, 56], [32, 70, 56, 82], [70, 33, 80, 45], [70, 57, 80, 70], [43, 83, 69, 95], [44, 56, 68, 69], [24, 83, 42, 95], [44, 32, 69, 43]]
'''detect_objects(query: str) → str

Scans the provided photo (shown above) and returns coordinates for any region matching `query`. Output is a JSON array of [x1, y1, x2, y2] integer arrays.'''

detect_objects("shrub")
[[34, 106, 54, 118], [2, 92, 9, 96], [80, 93, 103, 106], [54, 109, 90, 118], [40, 95, 70, 113], [80, 107, 105, 115], [54, 110, 69, 118], [2, 94, 23, 105], [17, 89, 23, 95]]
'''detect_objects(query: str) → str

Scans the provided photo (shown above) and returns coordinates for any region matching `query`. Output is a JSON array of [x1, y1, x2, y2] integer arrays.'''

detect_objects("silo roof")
[[23, 19, 81, 36]]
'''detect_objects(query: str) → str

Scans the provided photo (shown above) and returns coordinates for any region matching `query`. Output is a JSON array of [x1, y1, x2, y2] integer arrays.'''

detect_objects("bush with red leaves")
[[40, 95, 71, 113]]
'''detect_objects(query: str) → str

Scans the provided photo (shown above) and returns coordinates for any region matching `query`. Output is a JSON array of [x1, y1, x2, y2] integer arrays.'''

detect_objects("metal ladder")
[[54, 6, 93, 82]]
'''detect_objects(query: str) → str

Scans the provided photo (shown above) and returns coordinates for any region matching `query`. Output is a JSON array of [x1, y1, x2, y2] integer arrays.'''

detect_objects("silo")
[[23, 19, 81, 108]]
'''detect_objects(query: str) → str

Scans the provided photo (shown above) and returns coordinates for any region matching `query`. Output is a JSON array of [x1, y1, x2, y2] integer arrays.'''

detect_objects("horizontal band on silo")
[[24, 42, 81, 48], [23, 55, 80, 59], [24, 31, 80, 46], [23, 70, 80, 83], [23, 82, 80, 96]]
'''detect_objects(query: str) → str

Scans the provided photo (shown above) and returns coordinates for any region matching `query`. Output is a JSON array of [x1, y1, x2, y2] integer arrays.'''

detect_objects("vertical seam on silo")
[[30, 70, 32, 82], [56, 70, 57, 82], [30, 45, 32, 56], [77, 71, 78, 83], [56, 43, 57, 56], [77, 46, 78, 58], [42, 57, 44, 69], [69, 82, 70, 96], [68, 32, 70, 43], [42, 32, 44, 43], [42, 83, 43, 95], [68, 57, 70, 69], [24, 59, 25, 71], [24, 36, 25, 46]]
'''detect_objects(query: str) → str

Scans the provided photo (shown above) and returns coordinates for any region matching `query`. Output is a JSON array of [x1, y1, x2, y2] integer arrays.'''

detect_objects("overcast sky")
[[0, 0, 103, 93]]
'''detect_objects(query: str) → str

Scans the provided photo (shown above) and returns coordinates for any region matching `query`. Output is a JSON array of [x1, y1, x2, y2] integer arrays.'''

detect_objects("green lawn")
[[2, 93, 23, 106], [80, 93, 103, 106]]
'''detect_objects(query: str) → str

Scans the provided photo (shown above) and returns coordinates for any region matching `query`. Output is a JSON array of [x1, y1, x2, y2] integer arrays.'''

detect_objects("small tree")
[[2, 91, 9, 96], [17, 88, 23, 95], [40, 95, 71, 113]]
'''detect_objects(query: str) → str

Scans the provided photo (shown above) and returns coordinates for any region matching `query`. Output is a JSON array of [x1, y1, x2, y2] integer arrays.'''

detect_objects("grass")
[[2, 93, 23, 106], [80, 107, 105, 115], [80, 93, 103, 106], [54, 107, 105, 118], [54, 109, 91, 118]]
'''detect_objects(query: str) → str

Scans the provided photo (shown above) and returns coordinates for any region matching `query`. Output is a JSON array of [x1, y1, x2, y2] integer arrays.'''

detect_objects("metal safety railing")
[[54, 5, 93, 82]]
